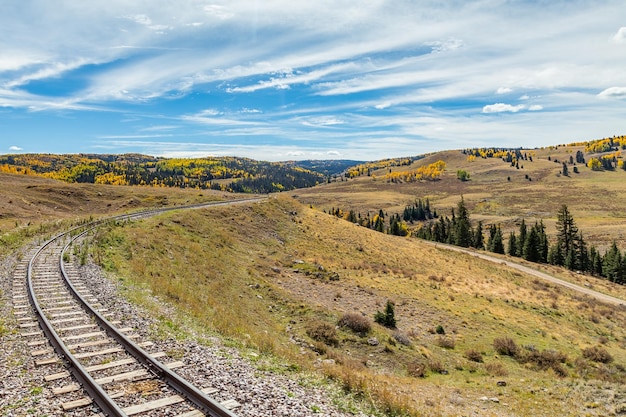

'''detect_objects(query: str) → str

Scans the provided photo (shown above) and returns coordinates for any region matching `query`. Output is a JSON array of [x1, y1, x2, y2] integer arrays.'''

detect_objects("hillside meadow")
[[94, 194, 626, 417], [292, 145, 626, 253]]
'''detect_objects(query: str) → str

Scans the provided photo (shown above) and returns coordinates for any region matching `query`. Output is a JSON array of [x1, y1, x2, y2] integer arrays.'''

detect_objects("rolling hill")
[[3, 135, 626, 416]]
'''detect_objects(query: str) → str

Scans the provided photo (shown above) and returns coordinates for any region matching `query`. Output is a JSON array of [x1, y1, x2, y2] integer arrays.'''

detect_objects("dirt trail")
[[431, 242, 626, 306]]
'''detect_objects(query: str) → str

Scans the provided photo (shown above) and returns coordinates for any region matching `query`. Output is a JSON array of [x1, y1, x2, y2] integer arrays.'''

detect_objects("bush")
[[374, 300, 396, 329], [435, 325, 445, 335], [465, 349, 483, 363], [407, 361, 426, 378], [427, 359, 447, 374], [493, 337, 519, 357], [306, 321, 339, 347], [520, 348, 567, 372], [337, 313, 371, 334], [436, 336, 455, 349], [582, 346, 614, 364], [485, 362, 508, 377], [456, 170, 470, 181]]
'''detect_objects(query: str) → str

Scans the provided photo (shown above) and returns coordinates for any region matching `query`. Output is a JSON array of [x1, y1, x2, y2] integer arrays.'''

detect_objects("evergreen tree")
[[486, 224, 497, 251], [491, 226, 505, 254], [603, 242, 624, 284], [536, 220, 549, 263], [562, 162, 569, 176], [576, 231, 589, 272], [374, 300, 397, 329], [508, 232, 518, 257], [473, 221, 484, 249], [548, 243, 564, 266], [517, 219, 527, 256], [522, 226, 541, 262], [555, 205, 578, 257]]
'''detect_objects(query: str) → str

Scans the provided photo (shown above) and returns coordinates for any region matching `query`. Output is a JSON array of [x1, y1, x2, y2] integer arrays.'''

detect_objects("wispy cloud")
[[8, 145, 23, 151], [613, 27, 626, 44], [598, 86, 626, 98], [1, 1, 625, 160]]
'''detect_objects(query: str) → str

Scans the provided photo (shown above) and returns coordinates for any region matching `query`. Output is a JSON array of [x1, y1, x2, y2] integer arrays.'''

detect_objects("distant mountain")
[[0, 153, 325, 194], [288, 160, 365, 176]]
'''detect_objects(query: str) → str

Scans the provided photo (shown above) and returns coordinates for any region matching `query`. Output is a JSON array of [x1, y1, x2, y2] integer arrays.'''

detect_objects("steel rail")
[[25, 198, 264, 416], [60, 227, 237, 417], [27, 232, 127, 416]]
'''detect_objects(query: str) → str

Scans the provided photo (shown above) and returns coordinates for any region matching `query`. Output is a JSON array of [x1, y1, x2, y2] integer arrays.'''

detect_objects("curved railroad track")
[[14, 198, 264, 416]]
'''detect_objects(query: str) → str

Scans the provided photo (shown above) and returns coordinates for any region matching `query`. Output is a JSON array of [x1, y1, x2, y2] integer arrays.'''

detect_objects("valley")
[[2, 139, 626, 416]]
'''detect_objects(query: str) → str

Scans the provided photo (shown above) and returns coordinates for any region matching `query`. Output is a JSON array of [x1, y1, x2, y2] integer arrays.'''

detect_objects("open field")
[[0, 171, 234, 257], [94, 194, 626, 416], [292, 146, 626, 252]]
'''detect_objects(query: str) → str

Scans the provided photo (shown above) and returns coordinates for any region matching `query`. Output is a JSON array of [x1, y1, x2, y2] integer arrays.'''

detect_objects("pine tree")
[[473, 221, 484, 249], [603, 242, 624, 283], [517, 220, 527, 256], [508, 232, 518, 257], [491, 226, 505, 254], [374, 300, 397, 329], [555, 205, 578, 257], [454, 198, 472, 248], [562, 162, 569, 176], [522, 226, 541, 262]]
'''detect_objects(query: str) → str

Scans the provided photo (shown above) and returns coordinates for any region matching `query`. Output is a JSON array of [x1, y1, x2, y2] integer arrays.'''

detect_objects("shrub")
[[493, 337, 519, 357], [485, 362, 508, 377], [436, 336, 455, 349], [465, 349, 483, 363], [521, 349, 567, 371], [407, 361, 426, 378], [374, 300, 396, 329], [582, 346, 613, 364], [306, 321, 339, 347], [427, 359, 447, 374], [337, 313, 371, 334], [435, 325, 445, 335]]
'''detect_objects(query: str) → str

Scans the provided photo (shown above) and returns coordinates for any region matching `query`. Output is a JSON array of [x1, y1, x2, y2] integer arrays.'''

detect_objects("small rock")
[[271, 267, 281, 273], [490, 397, 500, 403], [479, 396, 489, 401], [497, 381, 507, 387], [368, 337, 379, 346]]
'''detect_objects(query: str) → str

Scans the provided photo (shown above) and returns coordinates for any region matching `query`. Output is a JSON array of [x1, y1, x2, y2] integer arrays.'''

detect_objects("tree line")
[[0, 153, 324, 194], [328, 198, 626, 286]]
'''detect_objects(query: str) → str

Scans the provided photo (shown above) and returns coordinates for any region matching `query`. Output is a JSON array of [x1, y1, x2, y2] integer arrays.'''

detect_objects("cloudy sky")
[[1, 1, 625, 161]]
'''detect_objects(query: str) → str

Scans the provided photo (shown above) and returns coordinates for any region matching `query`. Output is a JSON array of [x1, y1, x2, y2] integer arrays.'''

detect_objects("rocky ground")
[[0, 243, 373, 417]]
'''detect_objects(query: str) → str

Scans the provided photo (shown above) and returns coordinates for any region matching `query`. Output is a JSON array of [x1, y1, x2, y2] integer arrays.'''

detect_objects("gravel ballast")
[[0, 243, 373, 417]]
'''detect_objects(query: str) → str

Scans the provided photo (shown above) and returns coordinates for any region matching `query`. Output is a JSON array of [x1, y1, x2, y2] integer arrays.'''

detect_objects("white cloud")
[[613, 27, 626, 43], [598, 86, 626, 98], [496, 87, 513, 94], [9, 146, 23, 151], [519, 94, 530, 100], [528, 105, 543, 111], [301, 116, 344, 127], [482, 103, 525, 113], [375, 102, 391, 109], [203, 5, 234, 20]]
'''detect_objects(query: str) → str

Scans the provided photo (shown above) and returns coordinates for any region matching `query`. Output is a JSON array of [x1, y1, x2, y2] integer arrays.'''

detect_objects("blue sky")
[[1, 1, 625, 161]]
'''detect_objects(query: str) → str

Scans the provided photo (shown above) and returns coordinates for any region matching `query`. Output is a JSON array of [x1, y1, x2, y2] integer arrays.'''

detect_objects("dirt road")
[[431, 242, 626, 306]]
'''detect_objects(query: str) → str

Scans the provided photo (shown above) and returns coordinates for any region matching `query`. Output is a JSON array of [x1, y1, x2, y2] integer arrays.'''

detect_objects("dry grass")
[[95, 194, 626, 416]]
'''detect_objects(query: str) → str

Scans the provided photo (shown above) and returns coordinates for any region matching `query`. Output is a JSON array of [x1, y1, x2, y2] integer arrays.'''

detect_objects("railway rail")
[[14, 198, 263, 416]]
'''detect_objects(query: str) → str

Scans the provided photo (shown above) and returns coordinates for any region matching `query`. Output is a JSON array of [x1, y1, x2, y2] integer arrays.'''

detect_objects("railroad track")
[[13, 199, 263, 416]]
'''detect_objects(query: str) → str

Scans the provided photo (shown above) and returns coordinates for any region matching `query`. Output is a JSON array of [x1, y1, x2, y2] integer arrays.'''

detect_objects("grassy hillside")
[[95, 195, 626, 417], [0, 171, 232, 257], [292, 144, 626, 252], [0, 153, 325, 193]]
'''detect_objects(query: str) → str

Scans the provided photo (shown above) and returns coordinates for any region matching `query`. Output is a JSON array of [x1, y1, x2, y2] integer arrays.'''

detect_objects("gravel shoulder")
[[0, 243, 373, 417]]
